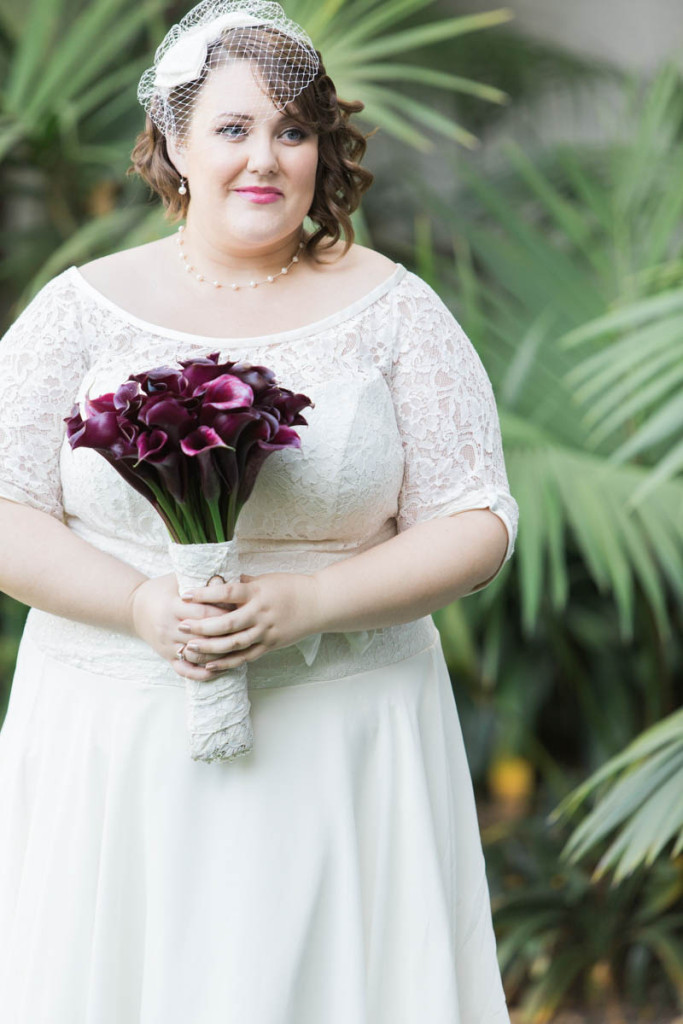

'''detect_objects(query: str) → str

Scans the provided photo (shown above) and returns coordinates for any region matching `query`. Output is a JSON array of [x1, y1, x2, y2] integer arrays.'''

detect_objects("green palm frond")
[[489, 818, 683, 1016], [552, 708, 683, 882], [559, 288, 683, 495], [504, 423, 683, 640], [1, 0, 162, 161], [288, 0, 514, 151]]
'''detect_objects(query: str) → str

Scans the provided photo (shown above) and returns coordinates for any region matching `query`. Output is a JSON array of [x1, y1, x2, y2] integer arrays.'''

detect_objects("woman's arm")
[[0, 498, 222, 681], [0, 498, 146, 632], [311, 508, 509, 633]]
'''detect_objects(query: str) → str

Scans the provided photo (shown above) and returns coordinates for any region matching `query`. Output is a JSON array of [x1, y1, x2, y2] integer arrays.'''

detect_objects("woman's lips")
[[234, 189, 282, 205]]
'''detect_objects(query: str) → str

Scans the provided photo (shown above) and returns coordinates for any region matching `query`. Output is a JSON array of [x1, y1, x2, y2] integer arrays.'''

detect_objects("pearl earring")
[[178, 176, 187, 196]]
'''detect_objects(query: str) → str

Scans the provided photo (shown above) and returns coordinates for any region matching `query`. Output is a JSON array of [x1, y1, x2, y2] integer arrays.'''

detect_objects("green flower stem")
[[206, 497, 227, 543], [173, 503, 199, 545], [146, 482, 238, 546], [146, 480, 190, 543], [226, 488, 239, 540], [180, 498, 207, 544]]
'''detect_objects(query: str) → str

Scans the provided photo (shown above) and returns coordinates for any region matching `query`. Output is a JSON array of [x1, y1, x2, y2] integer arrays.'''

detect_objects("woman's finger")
[[185, 624, 262, 662], [171, 652, 219, 681], [179, 609, 246, 638], [205, 638, 267, 671], [181, 581, 248, 606], [174, 600, 227, 621]]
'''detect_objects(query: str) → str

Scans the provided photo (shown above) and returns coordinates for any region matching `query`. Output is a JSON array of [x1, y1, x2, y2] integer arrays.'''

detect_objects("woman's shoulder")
[[333, 246, 437, 302], [317, 241, 396, 277], [75, 238, 167, 293]]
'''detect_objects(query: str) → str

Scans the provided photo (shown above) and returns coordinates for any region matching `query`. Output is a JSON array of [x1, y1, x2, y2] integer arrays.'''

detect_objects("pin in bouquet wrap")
[[64, 352, 314, 764]]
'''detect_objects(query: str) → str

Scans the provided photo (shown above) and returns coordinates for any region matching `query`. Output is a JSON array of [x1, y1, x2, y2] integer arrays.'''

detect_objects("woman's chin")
[[220, 220, 295, 250]]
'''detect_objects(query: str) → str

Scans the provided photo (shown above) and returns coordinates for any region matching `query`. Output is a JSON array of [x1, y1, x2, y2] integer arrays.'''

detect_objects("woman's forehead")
[[195, 61, 279, 119]]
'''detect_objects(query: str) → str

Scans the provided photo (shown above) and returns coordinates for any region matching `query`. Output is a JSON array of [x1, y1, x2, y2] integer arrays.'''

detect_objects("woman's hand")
[[175, 571, 321, 672], [129, 573, 231, 682]]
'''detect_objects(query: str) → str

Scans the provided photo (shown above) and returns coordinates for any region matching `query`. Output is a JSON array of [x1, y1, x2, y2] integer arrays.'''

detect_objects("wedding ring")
[[176, 643, 187, 661]]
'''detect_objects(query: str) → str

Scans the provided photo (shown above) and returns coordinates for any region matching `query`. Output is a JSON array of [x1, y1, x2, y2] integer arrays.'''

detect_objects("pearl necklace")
[[176, 225, 304, 290]]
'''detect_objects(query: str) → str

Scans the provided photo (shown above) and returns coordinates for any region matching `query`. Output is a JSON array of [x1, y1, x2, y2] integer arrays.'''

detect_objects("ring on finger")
[[176, 643, 187, 662]]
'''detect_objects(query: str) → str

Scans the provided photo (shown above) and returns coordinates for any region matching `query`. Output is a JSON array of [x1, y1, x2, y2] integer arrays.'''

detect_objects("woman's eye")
[[218, 124, 249, 139], [281, 127, 307, 142]]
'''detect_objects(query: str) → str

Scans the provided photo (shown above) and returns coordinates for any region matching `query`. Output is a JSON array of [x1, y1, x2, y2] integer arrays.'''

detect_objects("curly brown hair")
[[127, 26, 375, 261]]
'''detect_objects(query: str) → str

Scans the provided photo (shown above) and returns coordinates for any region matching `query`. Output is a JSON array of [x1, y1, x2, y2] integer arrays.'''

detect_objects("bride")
[[0, 2, 518, 1021]]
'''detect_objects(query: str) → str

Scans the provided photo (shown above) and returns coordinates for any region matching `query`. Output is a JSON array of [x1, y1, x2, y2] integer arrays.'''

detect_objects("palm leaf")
[[297, 2, 514, 149], [551, 708, 683, 879]]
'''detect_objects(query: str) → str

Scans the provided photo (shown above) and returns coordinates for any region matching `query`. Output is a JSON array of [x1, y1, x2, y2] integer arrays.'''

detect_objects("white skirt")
[[0, 629, 510, 1024]]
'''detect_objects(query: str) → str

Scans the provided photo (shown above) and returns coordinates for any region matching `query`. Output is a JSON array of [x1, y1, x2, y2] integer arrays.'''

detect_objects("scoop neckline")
[[66, 262, 407, 346]]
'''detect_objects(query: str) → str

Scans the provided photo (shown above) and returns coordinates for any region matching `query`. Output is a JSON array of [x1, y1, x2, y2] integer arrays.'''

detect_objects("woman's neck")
[[179, 220, 305, 283]]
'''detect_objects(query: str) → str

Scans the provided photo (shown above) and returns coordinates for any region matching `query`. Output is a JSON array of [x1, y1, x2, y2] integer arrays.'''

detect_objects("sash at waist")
[[22, 608, 439, 691]]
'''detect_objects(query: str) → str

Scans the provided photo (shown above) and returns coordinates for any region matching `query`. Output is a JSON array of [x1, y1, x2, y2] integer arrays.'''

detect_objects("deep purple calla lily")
[[113, 381, 143, 415], [180, 426, 235, 505], [178, 353, 231, 394], [180, 426, 230, 456], [138, 393, 197, 441], [67, 407, 137, 460], [136, 428, 170, 462], [129, 366, 183, 394], [84, 393, 115, 416], [194, 374, 254, 410], [135, 428, 189, 504]]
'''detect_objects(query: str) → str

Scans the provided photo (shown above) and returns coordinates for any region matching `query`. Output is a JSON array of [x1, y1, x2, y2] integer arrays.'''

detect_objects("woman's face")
[[168, 60, 319, 251]]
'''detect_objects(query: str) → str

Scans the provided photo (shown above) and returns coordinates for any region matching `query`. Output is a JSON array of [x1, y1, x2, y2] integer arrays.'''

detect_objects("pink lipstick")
[[234, 187, 282, 205]]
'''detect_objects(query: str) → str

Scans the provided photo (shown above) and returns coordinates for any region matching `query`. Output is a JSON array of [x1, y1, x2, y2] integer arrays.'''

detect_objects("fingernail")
[[186, 642, 199, 651], [180, 590, 195, 600], [178, 623, 191, 633]]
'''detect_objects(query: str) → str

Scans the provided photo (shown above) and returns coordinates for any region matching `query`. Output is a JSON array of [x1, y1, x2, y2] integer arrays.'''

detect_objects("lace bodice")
[[0, 263, 519, 688]]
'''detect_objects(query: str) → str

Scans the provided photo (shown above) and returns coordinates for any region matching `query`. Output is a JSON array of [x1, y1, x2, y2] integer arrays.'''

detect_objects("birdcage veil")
[[137, 0, 320, 146]]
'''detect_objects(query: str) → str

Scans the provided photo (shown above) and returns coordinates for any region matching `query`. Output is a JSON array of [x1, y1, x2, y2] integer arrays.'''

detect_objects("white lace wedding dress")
[[0, 262, 518, 1024]]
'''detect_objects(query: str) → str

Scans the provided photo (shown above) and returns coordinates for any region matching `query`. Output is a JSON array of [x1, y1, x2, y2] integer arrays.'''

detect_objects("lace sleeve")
[[390, 275, 518, 582], [0, 274, 89, 522]]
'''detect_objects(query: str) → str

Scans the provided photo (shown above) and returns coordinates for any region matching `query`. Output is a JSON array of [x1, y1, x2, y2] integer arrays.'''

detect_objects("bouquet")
[[65, 352, 314, 764]]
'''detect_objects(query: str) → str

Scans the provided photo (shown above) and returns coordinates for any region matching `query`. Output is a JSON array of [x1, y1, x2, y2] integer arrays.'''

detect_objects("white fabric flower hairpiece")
[[137, 0, 320, 140], [153, 12, 268, 91]]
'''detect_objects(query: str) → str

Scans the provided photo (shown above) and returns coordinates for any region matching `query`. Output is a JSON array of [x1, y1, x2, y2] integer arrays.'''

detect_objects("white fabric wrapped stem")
[[168, 538, 254, 764]]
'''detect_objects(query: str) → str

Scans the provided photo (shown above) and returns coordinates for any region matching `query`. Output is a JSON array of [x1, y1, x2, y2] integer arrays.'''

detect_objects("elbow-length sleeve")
[[0, 273, 89, 522], [389, 275, 518, 581]]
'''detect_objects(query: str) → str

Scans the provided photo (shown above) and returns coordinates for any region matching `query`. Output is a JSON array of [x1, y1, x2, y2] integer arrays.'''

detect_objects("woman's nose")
[[245, 134, 279, 174]]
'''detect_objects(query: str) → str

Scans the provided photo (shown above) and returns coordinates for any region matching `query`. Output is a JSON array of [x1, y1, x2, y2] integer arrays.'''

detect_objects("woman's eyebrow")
[[212, 111, 254, 122], [210, 110, 298, 124]]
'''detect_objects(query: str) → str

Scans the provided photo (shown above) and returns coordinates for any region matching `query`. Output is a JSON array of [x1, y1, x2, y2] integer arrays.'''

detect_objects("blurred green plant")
[[552, 709, 683, 884], [289, 0, 513, 151], [486, 816, 683, 1024], [434, 580, 681, 794], [0, 598, 28, 723]]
